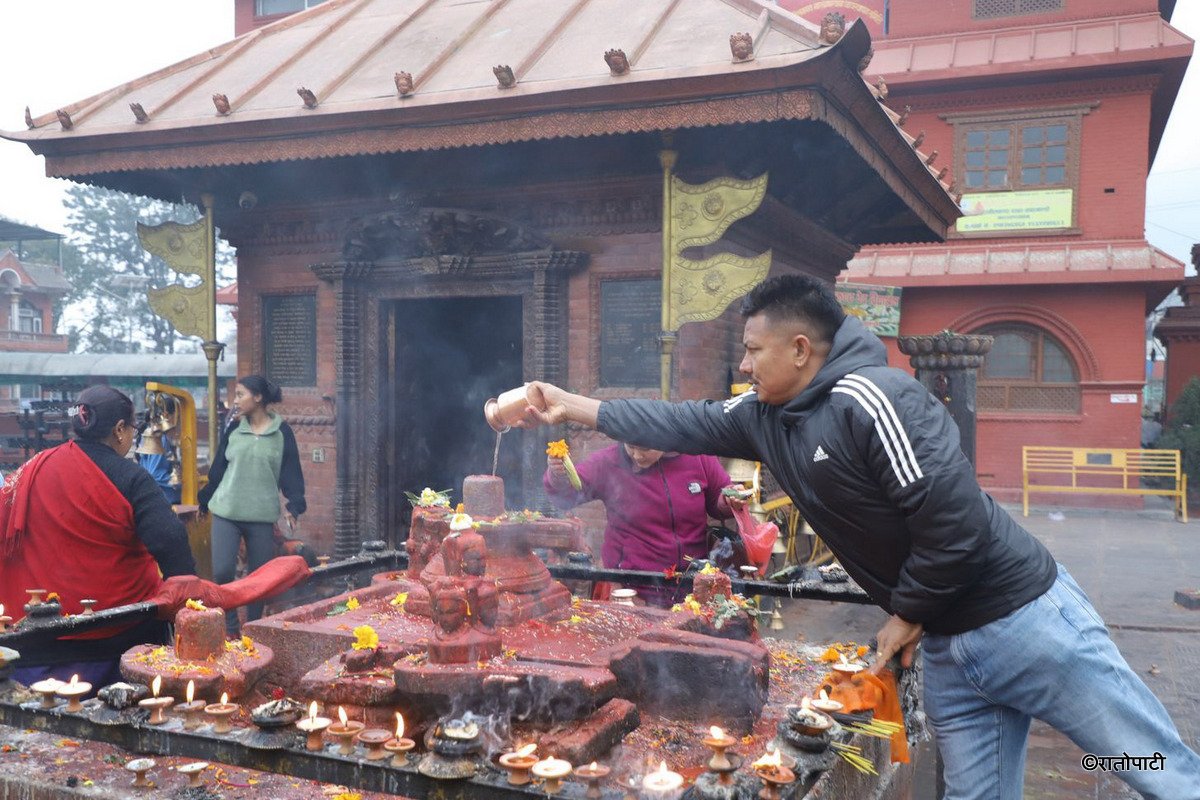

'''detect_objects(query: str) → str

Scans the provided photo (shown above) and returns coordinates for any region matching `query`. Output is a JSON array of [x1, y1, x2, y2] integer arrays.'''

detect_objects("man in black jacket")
[[519, 275, 1200, 798]]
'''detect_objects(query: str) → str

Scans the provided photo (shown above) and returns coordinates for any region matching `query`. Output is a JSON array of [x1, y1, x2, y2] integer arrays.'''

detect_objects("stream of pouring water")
[[492, 430, 503, 475]]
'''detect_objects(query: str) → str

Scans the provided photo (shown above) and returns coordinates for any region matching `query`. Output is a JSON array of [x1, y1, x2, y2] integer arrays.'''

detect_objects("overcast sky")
[[0, 2, 1197, 271]]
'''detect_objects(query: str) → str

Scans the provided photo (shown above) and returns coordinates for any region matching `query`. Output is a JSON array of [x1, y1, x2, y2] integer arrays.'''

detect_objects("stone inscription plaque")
[[600, 279, 660, 388], [262, 293, 317, 386]]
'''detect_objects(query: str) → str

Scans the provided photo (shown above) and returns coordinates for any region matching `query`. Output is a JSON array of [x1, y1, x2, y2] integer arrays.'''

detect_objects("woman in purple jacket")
[[544, 442, 740, 607]]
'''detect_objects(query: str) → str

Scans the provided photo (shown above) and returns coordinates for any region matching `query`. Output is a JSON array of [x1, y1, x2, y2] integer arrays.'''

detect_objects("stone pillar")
[[312, 262, 373, 559], [1155, 266, 1200, 420], [897, 332, 993, 467]]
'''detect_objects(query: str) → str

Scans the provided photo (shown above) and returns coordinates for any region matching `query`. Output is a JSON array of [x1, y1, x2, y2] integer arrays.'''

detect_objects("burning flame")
[[395, 712, 405, 740], [0, 604, 5, 616], [151, 675, 161, 698], [752, 749, 783, 771], [709, 725, 726, 740], [801, 696, 812, 711], [588, 761, 599, 771], [186, 680, 195, 704], [220, 692, 229, 705], [338, 706, 348, 727], [69, 674, 79, 687], [840, 652, 850, 664], [515, 742, 537, 758], [820, 689, 830, 702], [309, 701, 318, 723]]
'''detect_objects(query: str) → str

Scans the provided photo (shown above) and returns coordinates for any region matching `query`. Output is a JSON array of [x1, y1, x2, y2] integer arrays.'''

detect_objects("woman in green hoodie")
[[199, 375, 306, 635]]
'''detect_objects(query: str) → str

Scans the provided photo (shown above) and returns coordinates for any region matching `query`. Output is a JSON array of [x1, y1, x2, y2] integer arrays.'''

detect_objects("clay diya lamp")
[[177, 680, 207, 730], [791, 697, 834, 737], [328, 706, 364, 756], [56, 674, 91, 712], [611, 588, 638, 607], [812, 689, 844, 716], [359, 727, 393, 760], [296, 701, 332, 751], [751, 749, 796, 800], [531, 756, 572, 795], [138, 675, 174, 725], [126, 757, 155, 789], [79, 599, 98, 615], [574, 761, 610, 799], [30, 677, 63, 709], [0, 604, 12, 632], [25, 589, 46, 608], [642, 760, 684, 797], [702, 725, 737, 771], [384, 712, 415, 766], [204, 692, 238, 734], [498, 743, 538, 785], [176, 761, 208, 788]]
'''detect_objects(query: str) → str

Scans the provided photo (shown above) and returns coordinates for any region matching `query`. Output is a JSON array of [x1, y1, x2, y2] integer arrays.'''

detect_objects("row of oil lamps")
[[22, 670, 806, 798]]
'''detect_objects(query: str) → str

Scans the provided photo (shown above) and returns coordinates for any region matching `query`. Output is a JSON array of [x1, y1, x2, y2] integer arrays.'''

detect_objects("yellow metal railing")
[[1022, 446, 1187, 522]]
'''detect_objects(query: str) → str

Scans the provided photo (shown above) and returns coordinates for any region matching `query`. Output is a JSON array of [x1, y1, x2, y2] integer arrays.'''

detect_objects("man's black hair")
[[740, 274, 845, 345]]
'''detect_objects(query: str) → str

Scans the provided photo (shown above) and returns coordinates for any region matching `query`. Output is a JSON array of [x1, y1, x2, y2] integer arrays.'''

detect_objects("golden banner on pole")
[[138, 217, 214, 341], [659, 156, 771, 398]]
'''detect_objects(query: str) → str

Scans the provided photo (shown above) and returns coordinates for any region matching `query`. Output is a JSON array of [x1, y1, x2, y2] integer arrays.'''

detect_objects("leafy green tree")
[[62, 184, 233, 353], [1157, 377, 1200, 493]]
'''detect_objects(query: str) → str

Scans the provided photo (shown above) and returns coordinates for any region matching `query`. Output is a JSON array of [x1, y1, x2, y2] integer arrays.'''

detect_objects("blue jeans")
[[923, 564, 1200, 800]]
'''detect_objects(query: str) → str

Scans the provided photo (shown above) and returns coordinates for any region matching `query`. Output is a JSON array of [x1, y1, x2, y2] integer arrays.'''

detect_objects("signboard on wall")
[[599, 279, 661, 388], [835, 282, 902, 338], [262, 293, 317, 386], [955, 189, 1073, 234]]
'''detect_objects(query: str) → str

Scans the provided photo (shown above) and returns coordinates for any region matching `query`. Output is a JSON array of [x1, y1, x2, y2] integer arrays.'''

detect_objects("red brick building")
[[8, 0, 958, 555], [784, 0, 1193, 501]]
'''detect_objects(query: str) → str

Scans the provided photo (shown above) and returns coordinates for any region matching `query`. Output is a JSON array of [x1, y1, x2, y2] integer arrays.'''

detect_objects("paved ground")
[[779, 499, 1200, 799]]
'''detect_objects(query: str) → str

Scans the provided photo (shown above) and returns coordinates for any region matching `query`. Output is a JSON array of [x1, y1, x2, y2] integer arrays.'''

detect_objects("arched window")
[[977, 324, 1080, 413]]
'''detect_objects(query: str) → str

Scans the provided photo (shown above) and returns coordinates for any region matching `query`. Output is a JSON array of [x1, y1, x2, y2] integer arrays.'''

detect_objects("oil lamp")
[[358, 727, 393, 760], [55, 674, 91, 712], [204, 692, 238, 733], [702, 725, 737, 770], [176, 761, 208, 787], [531, 756, 572, 795], [751, 749, 795, 800], [499, 743, 539, 785], [137, 675, 174, 725], [384, 712, 415, 766], [812, 688, 844, 715], [574, 761, 610, 799], [0, 604, 12, 632], [328, 706, 364, 755], [30, 677, 62, 709], [125, 757, 155, 788], [177, 680, 207, 730], [642, 760, 684, 797], [296, 700, 332, 751]]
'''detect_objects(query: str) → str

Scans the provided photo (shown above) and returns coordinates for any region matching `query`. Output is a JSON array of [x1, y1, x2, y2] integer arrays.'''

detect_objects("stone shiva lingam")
[[119, 599, 274, 701]]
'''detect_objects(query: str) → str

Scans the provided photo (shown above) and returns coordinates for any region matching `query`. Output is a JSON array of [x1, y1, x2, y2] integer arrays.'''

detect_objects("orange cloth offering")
[[820, 668, 909, 764]]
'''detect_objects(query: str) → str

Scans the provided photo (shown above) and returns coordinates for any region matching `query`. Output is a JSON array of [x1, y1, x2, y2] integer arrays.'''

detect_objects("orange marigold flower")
[[546, 439, 570, 459]]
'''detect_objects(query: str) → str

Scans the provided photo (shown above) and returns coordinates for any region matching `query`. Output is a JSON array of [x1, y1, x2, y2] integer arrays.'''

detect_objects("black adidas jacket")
[[597, 316, 1057, 636]]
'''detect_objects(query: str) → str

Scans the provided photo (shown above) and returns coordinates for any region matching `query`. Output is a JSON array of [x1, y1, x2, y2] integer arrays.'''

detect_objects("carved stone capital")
[[897, 332, 993, 371]]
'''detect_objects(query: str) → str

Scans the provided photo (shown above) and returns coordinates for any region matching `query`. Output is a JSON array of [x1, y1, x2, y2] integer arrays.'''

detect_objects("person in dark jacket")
[[199, 376, 305, 635], [544, 442, 739, 606], [0, 385, 196, 687], [516, 275, 1200, 799]]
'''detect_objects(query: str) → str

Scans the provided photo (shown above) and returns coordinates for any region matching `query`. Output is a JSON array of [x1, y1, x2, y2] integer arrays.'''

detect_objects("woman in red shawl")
[[0, 386, 196, 688]]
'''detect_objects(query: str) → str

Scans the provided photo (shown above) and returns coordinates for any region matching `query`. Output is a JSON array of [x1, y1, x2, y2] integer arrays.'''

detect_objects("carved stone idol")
[[729, 32, 754, 62], [819, 12, 846, 46], [493, 65, 516, 89], [604, 48, 630, 76], [394, 71, 414, 97]]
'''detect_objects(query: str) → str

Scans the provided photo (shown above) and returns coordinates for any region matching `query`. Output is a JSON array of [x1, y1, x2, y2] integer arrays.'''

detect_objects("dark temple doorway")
[[389, 296, 524, 537]]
